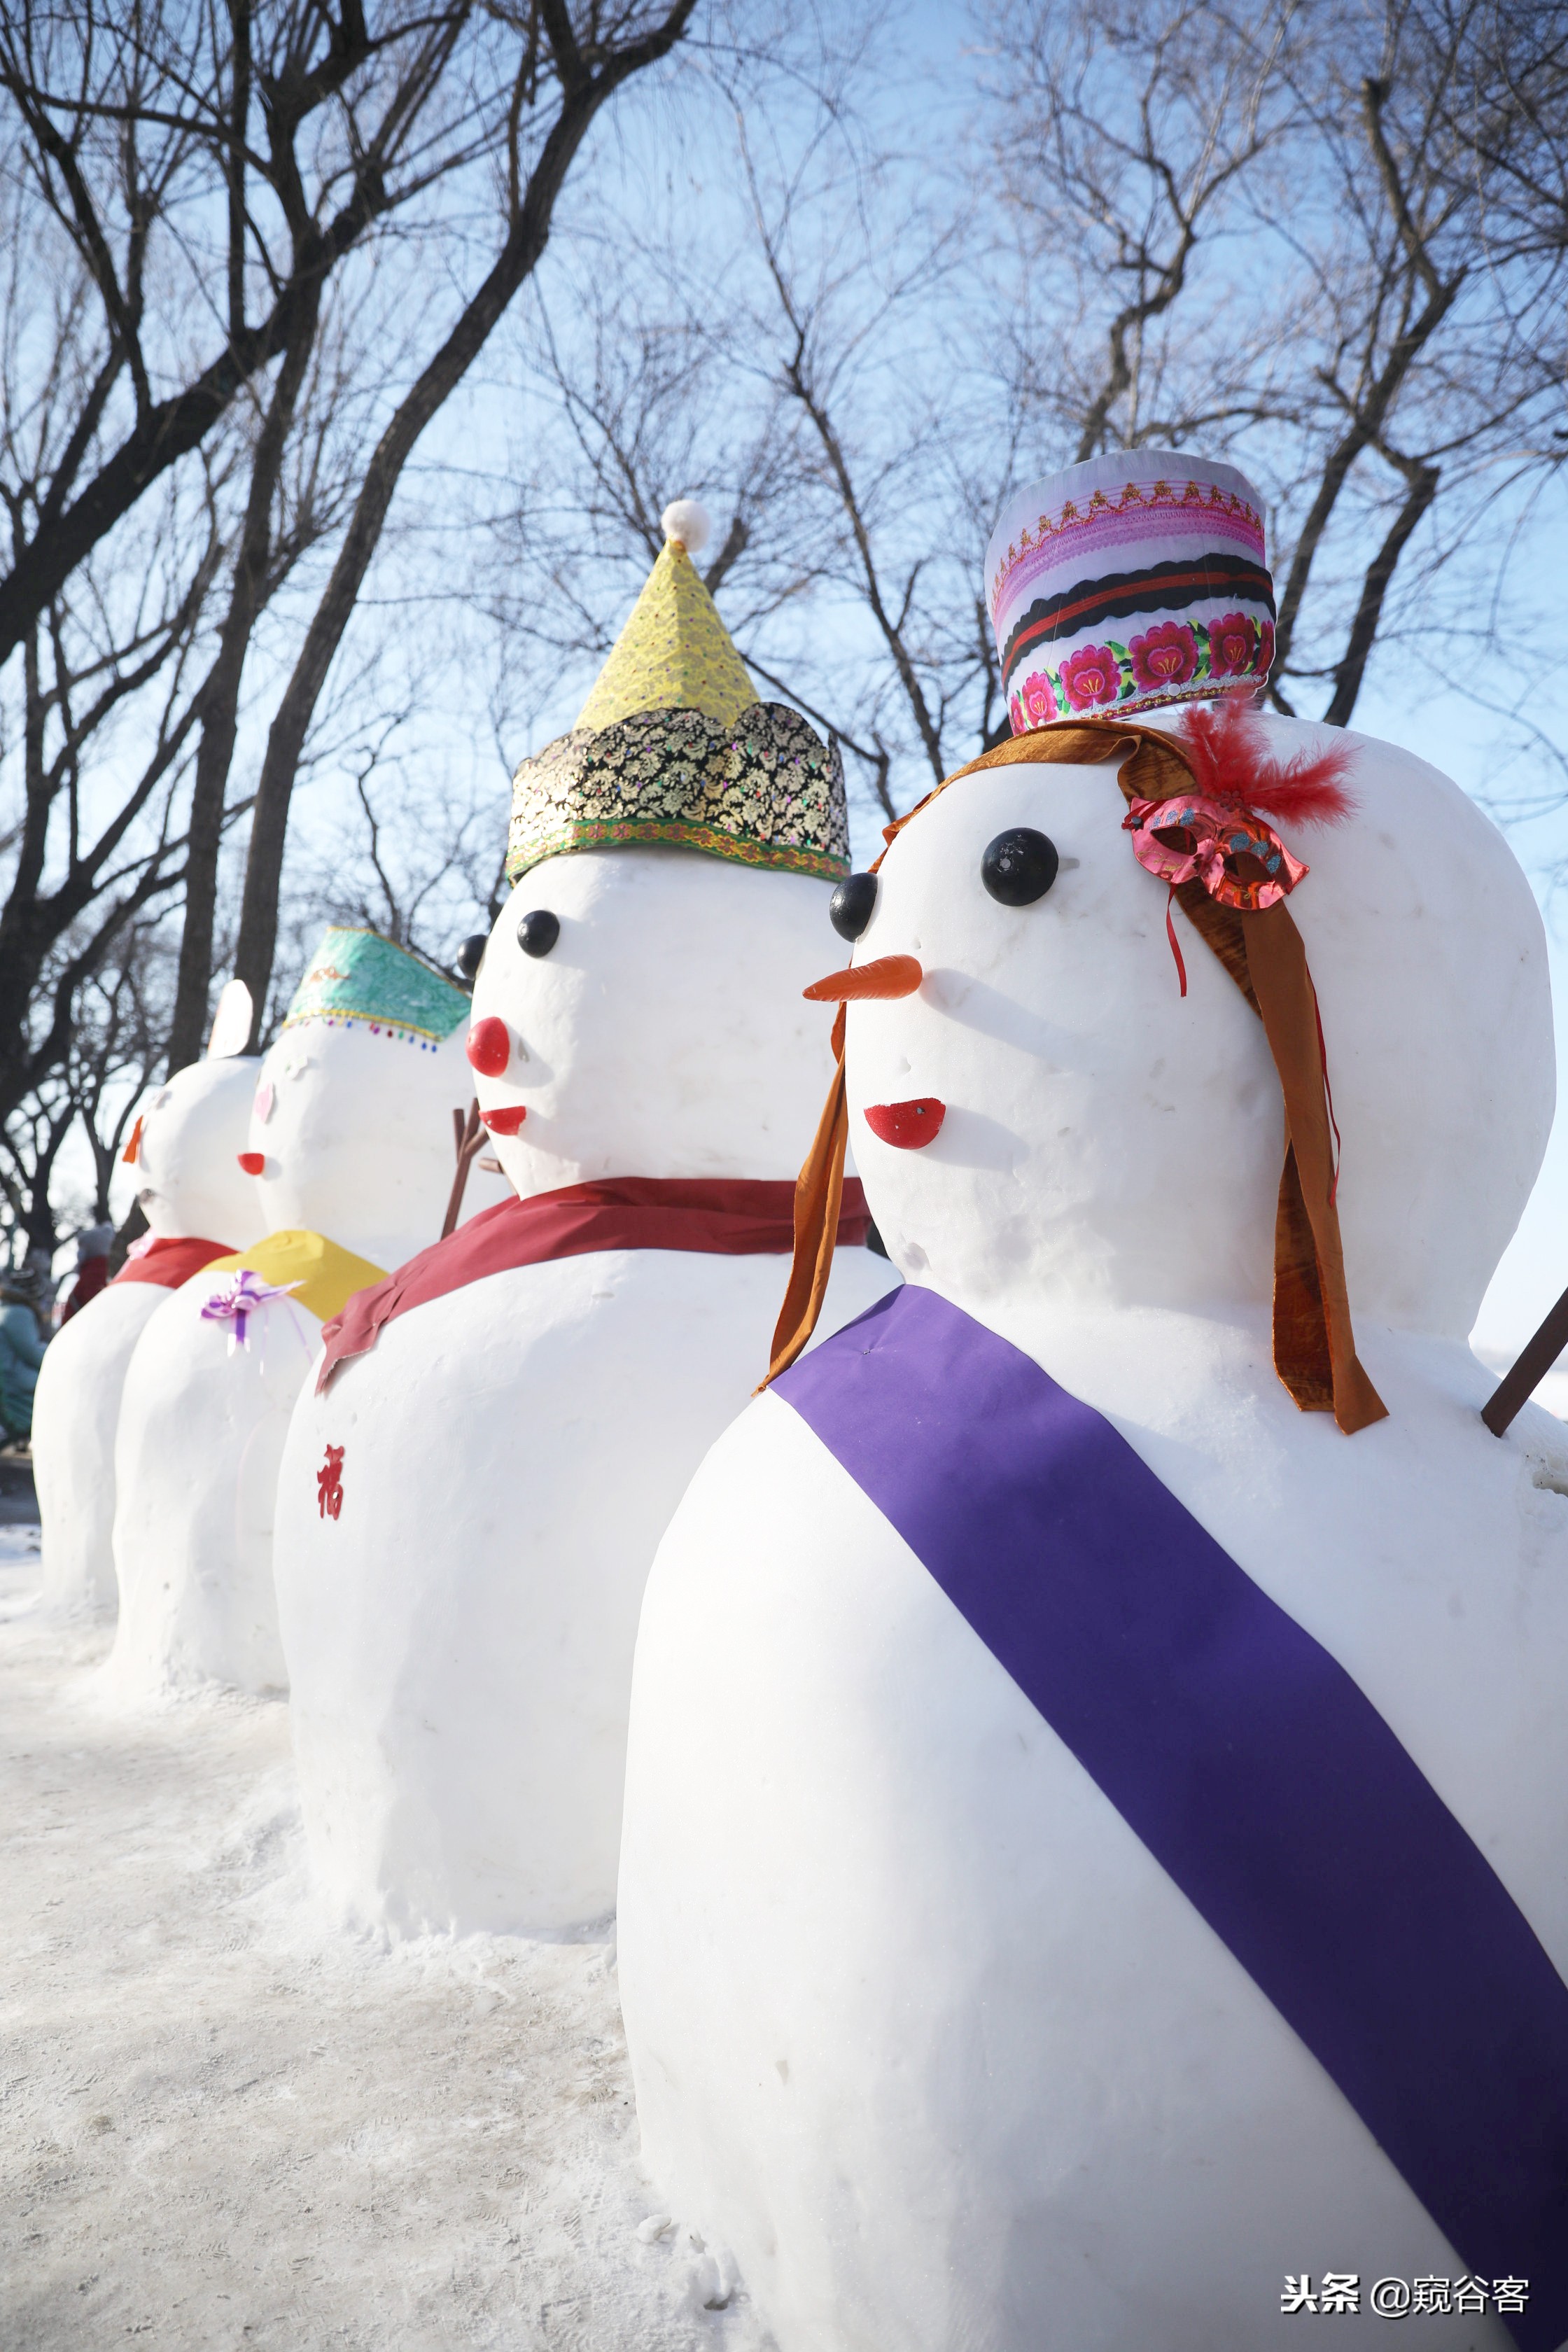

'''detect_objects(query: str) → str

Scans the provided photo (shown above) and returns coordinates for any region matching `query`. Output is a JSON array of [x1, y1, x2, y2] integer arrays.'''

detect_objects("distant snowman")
[[272, 501, 898, 1935], [33, 980, 266, 1616], [107, 930, 503, 1699], [617, 457, 1568, 2351]]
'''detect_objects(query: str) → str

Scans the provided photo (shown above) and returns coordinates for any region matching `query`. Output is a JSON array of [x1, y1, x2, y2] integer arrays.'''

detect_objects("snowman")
[[617, 457, 1568, 2351], [271, 502, 898, 1935], [107, 930, 505, 1699], [33, 981, 266, 1616]]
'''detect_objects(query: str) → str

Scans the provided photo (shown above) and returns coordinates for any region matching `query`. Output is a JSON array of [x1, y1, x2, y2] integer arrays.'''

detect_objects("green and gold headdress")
[[504, 501, 849, 887], [281, 927, 468, 1049]]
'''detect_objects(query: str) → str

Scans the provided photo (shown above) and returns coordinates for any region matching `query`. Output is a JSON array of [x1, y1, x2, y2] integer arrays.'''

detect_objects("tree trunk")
[[166, 294, 321, 1072], [232, 6, 696, 1035]]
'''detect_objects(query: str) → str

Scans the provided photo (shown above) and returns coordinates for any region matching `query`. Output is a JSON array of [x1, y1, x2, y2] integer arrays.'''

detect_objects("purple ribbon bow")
[[200, 1267, 300, 1352]]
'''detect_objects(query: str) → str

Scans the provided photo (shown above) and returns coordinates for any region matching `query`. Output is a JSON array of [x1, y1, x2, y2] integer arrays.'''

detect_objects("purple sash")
[[775, 1284, 1568, 2351]]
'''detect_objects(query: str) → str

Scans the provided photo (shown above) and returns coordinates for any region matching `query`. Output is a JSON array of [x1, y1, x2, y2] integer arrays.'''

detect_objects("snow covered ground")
[[0, 1530, 771, 2352]]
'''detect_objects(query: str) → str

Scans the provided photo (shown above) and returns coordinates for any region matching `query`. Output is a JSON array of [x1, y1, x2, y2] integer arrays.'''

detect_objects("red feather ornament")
[[1176, 688, 1355, 829]]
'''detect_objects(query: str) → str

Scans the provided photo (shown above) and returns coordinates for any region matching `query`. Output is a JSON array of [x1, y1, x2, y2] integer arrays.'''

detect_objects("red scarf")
[[111, 1235, 234, 1290], [60, 1255, 110, 1321], [317, 1175, 871, 1394]]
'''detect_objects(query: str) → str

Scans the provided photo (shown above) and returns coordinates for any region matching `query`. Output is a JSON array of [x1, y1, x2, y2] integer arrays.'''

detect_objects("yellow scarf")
[[203, 1229, 386, 1324]]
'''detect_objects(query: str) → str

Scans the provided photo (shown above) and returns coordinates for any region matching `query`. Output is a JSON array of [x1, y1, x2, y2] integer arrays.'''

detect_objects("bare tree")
[[0, 0, 504, 668], [164, 267, 380, 1068], [0, 453, 230, 1133], [67, 918, 172, 1224], [230, 0, 701, 1038], [986, 0, 1568, 729]]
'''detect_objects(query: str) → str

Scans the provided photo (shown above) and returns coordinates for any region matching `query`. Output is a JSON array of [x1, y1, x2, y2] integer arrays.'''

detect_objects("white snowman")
[[32, 981, 266, 1616], [617, 458, 1568, 2351], [272, 503, 898, 1935], [106, 929, 505, 1700]]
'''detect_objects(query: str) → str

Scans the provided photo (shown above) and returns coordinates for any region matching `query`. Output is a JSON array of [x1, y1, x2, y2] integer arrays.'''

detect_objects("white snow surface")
[[0, 1530, 771, 2352]]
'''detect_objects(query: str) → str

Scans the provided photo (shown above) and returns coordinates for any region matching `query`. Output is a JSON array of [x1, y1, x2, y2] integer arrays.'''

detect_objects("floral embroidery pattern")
[[1128, 620, 1199, 692], [507, 703, 850, 886], [1058, 643, 1122, 710], [1208, 610, 1259, 676], [1006, 612, 1272, 735]]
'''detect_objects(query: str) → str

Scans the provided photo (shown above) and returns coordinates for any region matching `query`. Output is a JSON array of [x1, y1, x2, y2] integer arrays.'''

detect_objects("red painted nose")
[[237, 1151, 266, 1175], [466, 1016, 510, 1077], [863, 1098, 946, 1150], [480, 1105, 526, 1136]]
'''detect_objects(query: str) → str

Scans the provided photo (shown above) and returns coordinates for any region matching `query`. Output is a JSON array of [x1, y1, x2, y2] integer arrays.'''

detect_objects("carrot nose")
[[803, 955, 923, 1002]]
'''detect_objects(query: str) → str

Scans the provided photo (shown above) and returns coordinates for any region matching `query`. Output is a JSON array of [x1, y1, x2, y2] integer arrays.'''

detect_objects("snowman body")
[[274, 848, 897, 1933], [108, 1011, 503, 1700], [617, 725, 1562, 2351], [32, 1054, 265, 1616]]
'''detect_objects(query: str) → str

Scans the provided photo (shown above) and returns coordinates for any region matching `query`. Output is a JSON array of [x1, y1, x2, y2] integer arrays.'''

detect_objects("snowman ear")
[[206, 977, 254, 1058]]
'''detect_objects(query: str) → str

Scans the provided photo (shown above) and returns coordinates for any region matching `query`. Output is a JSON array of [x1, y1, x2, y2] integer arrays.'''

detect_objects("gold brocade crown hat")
[[505, 500, 849, 886]]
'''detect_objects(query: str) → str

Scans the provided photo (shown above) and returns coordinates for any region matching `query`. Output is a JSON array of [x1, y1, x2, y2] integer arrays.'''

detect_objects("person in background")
[[59, 1224, 114, 1325], [0, 1277, 48, 1446]]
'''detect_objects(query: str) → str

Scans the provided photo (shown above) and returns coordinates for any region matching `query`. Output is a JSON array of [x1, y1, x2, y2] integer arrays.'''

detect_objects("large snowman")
[[32, 982, 266, 1616], [617, 458, 1568, 2351], [107, 930, 504, 1699], [272, 503, 897, 1935]]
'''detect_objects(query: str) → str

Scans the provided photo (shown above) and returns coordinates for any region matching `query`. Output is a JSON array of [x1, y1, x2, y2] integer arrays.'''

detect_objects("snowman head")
[[130, 1050, 269, 1247], [831, 716, 1549, 1345], [467, 500, 854, 1190], [767, 450, 1552, 1410], [246, 929, 475, 1269], [468, 848, 851, 1187]]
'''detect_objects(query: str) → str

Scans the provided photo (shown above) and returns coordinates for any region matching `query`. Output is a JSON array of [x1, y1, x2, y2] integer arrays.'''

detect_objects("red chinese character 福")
[[318, 1443, 345, 1521]]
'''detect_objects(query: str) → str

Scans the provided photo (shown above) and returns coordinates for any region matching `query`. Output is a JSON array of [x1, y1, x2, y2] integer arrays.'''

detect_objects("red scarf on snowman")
[[316, 1174, 872, 1393]]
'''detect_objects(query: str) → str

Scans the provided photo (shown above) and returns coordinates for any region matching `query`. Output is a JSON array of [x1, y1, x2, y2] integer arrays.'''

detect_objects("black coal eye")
[[517, 909, 560, 958], [455, 934, 488, 983], [830, 872, 878, 941], [981, 827, 1059, 906]]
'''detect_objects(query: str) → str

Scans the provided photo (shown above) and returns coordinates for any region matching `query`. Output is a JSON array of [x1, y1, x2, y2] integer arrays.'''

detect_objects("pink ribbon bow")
[[200, 1268, 300, 1352]]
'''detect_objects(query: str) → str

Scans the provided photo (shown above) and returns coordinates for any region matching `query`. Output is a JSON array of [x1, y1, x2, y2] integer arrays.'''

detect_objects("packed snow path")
[[0, 1534, 769, 2351]]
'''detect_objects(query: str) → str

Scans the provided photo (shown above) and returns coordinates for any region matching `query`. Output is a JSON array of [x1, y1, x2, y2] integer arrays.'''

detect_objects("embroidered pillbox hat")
[[505, 502, 849, 887], [281, 927, 468, 1049], [986, 451, 1275, 732]]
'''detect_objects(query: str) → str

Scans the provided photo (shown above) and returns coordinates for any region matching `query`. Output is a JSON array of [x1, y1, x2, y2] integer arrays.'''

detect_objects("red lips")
[[237, 1151, 266, 1175], [479, 1105, 527, 1136], [863, 1098, 946, 1149], [466, 1017, 510, 1077]]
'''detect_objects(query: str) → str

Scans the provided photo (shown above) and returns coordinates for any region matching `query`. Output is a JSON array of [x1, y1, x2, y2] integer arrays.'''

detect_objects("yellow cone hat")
[[575, 518, 757, 732], [505, 500, 848, 886]]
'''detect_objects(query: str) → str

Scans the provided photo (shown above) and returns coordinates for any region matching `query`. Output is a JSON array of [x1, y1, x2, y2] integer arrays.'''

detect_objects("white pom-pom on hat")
[[661, 498, 712, 555]]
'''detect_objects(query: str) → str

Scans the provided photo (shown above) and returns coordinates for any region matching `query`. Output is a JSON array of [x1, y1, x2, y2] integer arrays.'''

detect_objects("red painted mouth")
[[863, 1098, 946, 1150], [480, 1105, 527, 1136], [237, 1151, 266, 1175]]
